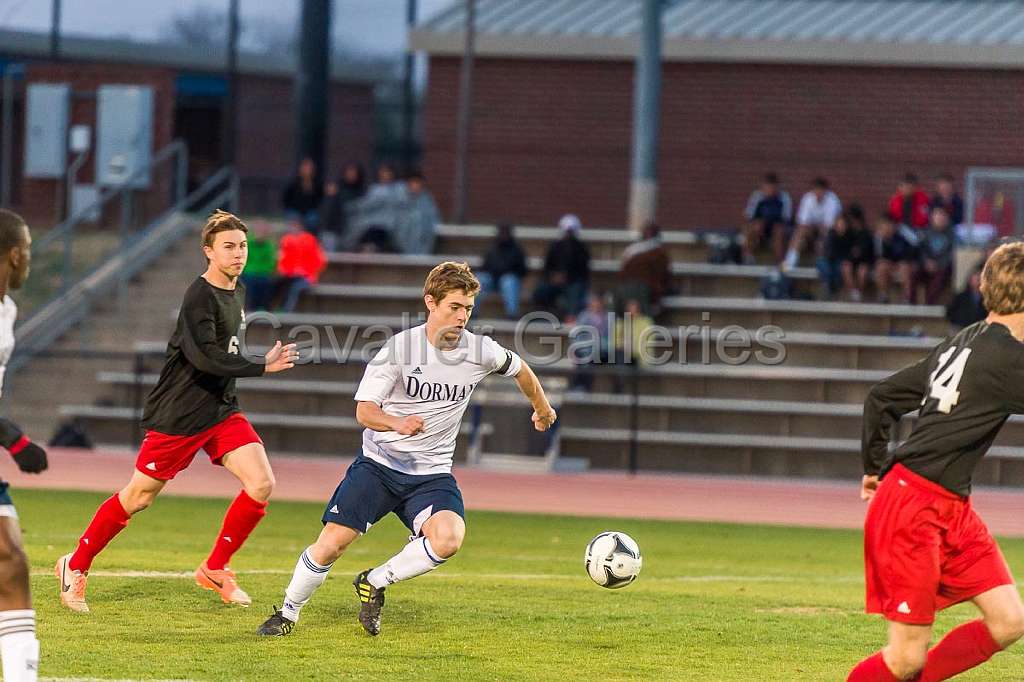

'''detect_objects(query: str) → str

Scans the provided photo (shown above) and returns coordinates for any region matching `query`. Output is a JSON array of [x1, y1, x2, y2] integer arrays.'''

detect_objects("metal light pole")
[[223, 0, 240, 167], [50, 0, 62, 60], [0, 65, 23, 208], [452, 0, 476, 224], [627, 0, 662, 234], [294, 0, 331, 174], [403, 0, 418, 173]]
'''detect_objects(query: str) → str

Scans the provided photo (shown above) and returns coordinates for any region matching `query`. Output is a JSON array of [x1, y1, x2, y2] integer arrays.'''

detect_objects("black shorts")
[[322, 455, 465, 537]]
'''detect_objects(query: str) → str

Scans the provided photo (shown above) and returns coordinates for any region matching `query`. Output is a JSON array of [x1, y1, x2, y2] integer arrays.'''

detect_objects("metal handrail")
[[12, 166, 237, 370], [35, 138, 188, 253]]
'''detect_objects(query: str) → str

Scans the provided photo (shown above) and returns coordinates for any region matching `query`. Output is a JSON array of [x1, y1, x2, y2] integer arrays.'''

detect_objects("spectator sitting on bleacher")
[[886, 172, 930, 232], [946, 268, 986, 330], [396, 170, 440, 255], [819, 207, 874, 302], [282, 157, 324, 234], [276, 220, 327, 313], [873, 215, 916, 304], [614, 299, 656, 367], [742, 172, 792, 264], [617, 221, 672, 316], [569, 293, 611, 393], [366, 162, 401, 200], [783, 177, 841, 271], [930, 172, 964, 226], [241, 221, 278, 311], [532, 214, 591, 317], [320, 161, 366, 252], [478, 223, 528, 318], [915, 207, 955, 305]]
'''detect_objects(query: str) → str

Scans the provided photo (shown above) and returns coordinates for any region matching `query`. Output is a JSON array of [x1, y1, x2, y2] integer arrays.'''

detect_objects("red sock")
[[919, 620, 1002, 682], [205, 490, 268, 570], [847, 651, 901, 681], [68, 493, 130, 573]]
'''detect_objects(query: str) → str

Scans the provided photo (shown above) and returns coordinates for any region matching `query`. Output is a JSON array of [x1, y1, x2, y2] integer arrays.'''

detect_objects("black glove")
[[9, 438, 47, 474]]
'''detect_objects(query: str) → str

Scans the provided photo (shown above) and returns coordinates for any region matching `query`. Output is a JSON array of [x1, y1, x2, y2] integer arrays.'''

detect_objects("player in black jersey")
[[0, 210, 48, 681], [848, 242, 1024, 681], [56, 210, 298, 613]]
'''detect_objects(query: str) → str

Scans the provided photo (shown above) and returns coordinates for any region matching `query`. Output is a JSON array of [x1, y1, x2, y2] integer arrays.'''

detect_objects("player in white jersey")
[[258, 261, 557, 636], [0, 210, 49, 681]]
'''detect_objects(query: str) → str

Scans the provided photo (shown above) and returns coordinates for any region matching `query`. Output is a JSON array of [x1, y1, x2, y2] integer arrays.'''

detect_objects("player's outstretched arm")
[[861, 355, 930, 488], [355, 401, 424, 435], [0, 417, 47, 474], [513, 362, 557, 432], [180, 299, 279, 377]]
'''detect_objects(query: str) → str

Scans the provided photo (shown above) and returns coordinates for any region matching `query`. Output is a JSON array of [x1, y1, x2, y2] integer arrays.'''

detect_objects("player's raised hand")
[[532, 407, 557, 432], [395, 416, 424, 435], [860, 475, 879, 501], [264, 341, 299, 373]]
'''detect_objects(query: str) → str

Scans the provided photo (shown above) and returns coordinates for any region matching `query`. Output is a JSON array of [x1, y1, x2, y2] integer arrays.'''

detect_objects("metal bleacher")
[[52, 222, 1024, 486]]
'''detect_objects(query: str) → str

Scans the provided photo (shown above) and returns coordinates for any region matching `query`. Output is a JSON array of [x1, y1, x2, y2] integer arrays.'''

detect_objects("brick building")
[[0, 29, 381, 226], [412, 0, 1024, 230]]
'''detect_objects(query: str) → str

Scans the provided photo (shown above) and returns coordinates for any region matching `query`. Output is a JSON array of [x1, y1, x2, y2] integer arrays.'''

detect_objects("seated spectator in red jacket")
[[277, 220, 327, 312], [741, 172, 792, 264], [946, 268, 986, 330], [873, 215, 916, 304], [783, 177, 841, 270], [617, 221, 673, 316], [914, 207, 955, 305], [886, 172, 930, 230], [930, 172, 964, 226]]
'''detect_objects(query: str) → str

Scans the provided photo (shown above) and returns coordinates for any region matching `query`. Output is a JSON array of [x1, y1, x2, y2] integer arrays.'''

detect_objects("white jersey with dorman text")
[[354, 324, 522, 475]]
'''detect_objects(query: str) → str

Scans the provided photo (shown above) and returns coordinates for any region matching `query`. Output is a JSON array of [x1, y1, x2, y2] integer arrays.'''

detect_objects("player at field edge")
[[256, 261, 558, 637], [55, 210, 299, 612], [847, 241, 1024, 681], [0, 210, 49, 682]]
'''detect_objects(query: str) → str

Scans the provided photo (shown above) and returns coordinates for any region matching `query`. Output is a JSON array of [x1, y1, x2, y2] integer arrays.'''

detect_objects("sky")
[[0, 0, 455, 58]]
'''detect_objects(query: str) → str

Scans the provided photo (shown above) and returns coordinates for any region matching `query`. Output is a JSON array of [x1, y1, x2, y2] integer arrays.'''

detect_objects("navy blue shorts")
[[322, 456, 465, 536]]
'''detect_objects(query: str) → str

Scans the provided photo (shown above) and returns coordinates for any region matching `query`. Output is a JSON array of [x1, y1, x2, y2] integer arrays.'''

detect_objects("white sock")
[[0, 610, 37, 682], [281, 548, 333, 623], [367, 537, 446, 589], [783, 249, 799, 269]]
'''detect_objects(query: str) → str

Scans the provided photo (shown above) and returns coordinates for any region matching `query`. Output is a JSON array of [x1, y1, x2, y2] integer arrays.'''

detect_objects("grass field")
[[17, 488, 1023, 681]]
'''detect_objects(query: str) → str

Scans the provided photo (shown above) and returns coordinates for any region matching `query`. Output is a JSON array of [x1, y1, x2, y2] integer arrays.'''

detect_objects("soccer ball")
[[584, 531, 642, 589]]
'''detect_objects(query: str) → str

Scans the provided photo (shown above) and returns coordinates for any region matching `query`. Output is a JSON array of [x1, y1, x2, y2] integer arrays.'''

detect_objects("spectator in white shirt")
[[783, 177, 841, 270]]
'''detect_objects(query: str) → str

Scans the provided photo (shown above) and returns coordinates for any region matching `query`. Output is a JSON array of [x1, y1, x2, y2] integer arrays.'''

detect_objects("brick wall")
[[423, 57, 1024, 230], [20, 62, 176, 229], [235, 75, 375, 213]]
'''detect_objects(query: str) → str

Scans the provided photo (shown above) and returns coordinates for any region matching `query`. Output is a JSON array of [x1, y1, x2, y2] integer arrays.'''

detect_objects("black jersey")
[[862, 320, 1024, 496], [140, 276, 264, 435]]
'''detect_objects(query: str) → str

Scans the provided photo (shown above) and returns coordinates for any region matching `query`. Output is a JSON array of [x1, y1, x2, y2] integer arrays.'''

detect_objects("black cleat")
[[256, 606, 295, 636], [353, 569, 385, 636]]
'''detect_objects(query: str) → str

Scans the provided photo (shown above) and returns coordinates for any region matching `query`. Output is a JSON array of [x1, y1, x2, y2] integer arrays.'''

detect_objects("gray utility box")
[[96, 85, 154, 189], [23, 83, 70, 178]]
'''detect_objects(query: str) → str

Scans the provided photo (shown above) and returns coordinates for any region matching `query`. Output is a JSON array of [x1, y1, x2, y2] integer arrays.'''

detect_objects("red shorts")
[[135, 413, 262, 481], [864, 463, 1015, 625]]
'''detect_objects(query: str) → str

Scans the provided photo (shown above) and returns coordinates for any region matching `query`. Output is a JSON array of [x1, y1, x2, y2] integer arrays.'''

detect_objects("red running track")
[[8, 447, 1024, 537]]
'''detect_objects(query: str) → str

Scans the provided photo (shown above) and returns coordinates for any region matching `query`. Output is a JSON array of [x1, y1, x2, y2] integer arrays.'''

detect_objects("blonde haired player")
[[848, 242, 1024, 681], [257, 261, 557, 636], [56, 210, 298, 612]]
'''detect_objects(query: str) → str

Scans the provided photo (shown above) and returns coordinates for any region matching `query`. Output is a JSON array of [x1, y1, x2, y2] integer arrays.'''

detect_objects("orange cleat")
[[195, 562, 251, 606], [55, 553, 89, 613]]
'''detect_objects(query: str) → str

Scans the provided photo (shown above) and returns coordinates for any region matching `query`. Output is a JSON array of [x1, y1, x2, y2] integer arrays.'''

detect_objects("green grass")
[[16, 488, 1024, 681]]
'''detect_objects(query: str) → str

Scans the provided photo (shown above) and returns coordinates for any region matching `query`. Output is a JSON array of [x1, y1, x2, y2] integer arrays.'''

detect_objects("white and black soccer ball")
[[584, 531, 642, 589]]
